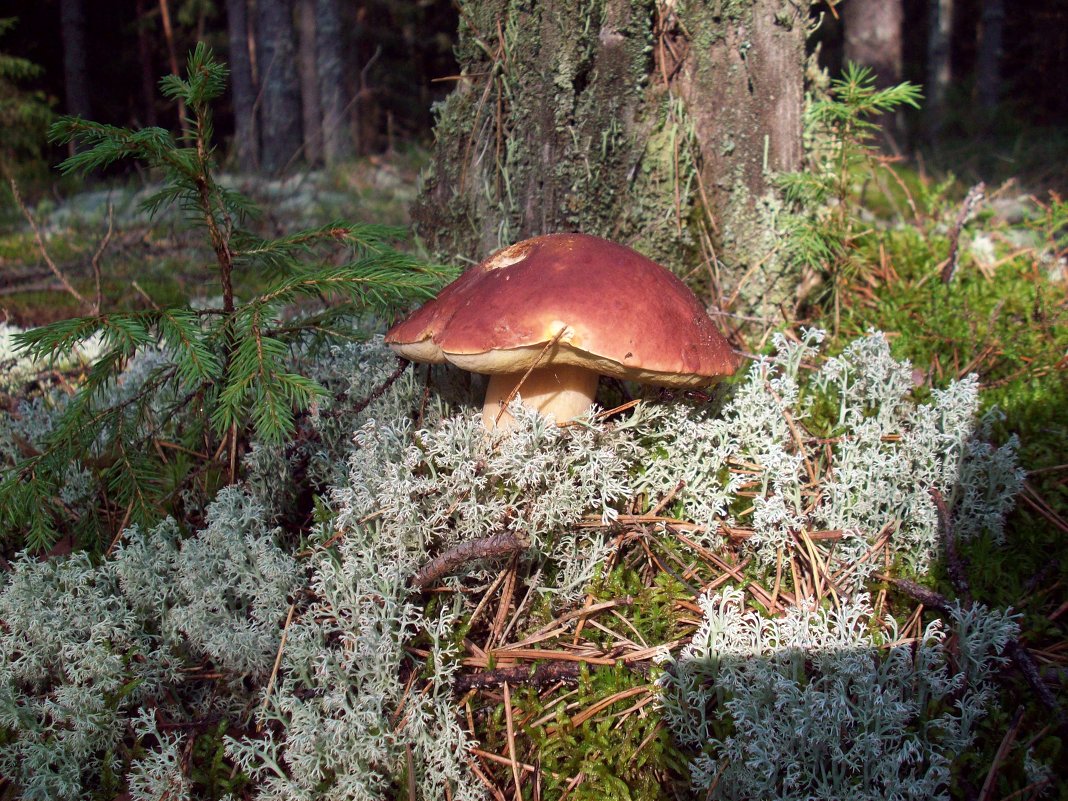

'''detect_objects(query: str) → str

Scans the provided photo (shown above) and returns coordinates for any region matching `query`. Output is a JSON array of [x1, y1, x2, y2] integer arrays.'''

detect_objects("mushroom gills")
[[483, 364, 600, 430]]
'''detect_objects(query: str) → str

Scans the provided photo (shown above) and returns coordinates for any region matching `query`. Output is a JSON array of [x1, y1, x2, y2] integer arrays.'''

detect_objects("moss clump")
[[414, 0, 702, 277]]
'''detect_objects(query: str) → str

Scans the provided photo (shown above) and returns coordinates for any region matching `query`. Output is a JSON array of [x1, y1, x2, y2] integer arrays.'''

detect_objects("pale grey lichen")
[[0, 330, 1028, 798], [0, 551, 183, 800], [0, 487, 297, 799], [224, 506, 482, 801], [126, 710, 193, 801], [659, 588, 1019, 800], [639, 328, 1024, 580]]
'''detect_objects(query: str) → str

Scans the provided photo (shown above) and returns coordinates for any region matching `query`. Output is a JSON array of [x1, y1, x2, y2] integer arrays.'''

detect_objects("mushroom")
[[385, 233, 739, 429]]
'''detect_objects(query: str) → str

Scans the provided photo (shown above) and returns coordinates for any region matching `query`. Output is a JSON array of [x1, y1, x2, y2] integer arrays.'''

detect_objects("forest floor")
[[1, 146, 1066, 800], [0, 151, 423, 327]]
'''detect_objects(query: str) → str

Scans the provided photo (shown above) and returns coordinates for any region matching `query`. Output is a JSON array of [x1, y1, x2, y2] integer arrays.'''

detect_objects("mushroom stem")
[[483, 365, 600, 430]]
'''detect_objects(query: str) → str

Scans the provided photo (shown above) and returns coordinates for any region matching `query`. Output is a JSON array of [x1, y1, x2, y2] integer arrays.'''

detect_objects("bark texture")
[[412, 0, 808, 319], [256, 0, 304, 172], [59, 0, 92, 120], [413, 0, 661, 264], [316, 0, 353, 163], [226, 0, 259, 171], [842, 0, 903, 88], [670, 1, 806, 314]]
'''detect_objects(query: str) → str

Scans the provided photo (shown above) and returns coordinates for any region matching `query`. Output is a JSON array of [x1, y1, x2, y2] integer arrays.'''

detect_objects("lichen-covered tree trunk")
[[413, 0, 808, 320], [670, 1, 807, 315]]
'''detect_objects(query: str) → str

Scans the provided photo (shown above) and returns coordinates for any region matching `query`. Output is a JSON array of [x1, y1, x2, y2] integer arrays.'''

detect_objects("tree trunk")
[[256, 0, 304, 173], [843, 0, 904, 146], [412, 0, 807, 320], [316, 0, 353, 163], [926, 0, 953, 137], [671, 1, 807, 315], [135, 0, 159, 128], [226, 0, 259, 171], [157, 0, 190, 136], [58, 0, 92, 121], [296, 0, 323, 166], [975, 0, 1004, 110], [842, 0, 903, 87]]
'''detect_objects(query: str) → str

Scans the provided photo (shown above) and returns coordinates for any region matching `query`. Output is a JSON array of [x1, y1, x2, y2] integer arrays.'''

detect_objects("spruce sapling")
[[0, 44, 453, 552]]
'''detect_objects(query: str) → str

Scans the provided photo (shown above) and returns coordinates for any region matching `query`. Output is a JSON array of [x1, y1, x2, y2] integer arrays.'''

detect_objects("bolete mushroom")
[[385, 233, 739, 429]]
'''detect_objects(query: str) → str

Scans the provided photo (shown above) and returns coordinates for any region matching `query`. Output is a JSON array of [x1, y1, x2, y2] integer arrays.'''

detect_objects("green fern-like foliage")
[[0, 44, 453, 552], [778, 62, 922, 328]]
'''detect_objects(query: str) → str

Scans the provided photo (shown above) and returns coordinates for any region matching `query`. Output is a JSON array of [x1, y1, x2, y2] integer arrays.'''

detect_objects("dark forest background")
[[3, 0, 1067, 184]]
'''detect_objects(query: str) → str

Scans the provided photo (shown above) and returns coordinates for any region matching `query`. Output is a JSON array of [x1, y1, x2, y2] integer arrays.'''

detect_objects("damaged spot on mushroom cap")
[[483, 240, 533, 271]]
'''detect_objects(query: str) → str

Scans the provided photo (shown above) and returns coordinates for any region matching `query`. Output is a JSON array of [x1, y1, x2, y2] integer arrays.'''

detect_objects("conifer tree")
[[0, 44, 452, 552]]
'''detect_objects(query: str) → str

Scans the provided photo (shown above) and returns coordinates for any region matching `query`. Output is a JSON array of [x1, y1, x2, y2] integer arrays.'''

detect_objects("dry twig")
[[411, 530, 527, 589], [7, 176, 90, 309]]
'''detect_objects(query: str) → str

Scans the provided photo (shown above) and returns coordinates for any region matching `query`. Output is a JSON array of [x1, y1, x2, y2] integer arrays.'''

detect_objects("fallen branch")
[[941, 181, 985, 284], [875, 573, 952, 612], [454, 657, 655, 693], [411, 530, 527, 589], [7, 175, 91, 311], [930, 486, 971, 603], [878, 572, 1066, 730], [1005, 640, 1066, 731]]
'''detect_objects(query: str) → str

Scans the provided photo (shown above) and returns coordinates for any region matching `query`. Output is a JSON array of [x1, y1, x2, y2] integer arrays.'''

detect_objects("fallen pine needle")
[[503, 682, 523, 799]]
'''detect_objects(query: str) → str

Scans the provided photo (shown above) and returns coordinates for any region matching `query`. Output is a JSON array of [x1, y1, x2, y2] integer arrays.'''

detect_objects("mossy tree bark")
[[670, 2, 807, 316], [413, 0, 809, 320]]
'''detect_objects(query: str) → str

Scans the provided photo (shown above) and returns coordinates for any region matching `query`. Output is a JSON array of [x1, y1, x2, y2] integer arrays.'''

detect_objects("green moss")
[[415, 0, 709, 276], [489, 664, 685, 801]]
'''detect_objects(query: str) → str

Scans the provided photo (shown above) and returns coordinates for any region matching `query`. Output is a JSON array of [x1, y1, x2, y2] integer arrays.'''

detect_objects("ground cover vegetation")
[[0, 42, 1065, 801]]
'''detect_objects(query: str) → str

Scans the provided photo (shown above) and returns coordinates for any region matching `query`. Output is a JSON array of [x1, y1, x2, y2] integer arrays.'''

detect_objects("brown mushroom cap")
[[385, 233, 739, 387]]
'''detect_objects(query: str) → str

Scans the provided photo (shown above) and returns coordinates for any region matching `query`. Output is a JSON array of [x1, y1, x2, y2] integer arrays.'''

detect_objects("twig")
[[568, 684, 650, 728], [467, 757, 509, 801], [411, 530, 527, 589], [455, 661, 584, 693], [875, 573, 951, 612], [877, 158, 921, 224], [486, 556, 518, 648], [499, 566, 541, 643], [881, 571, 1067, 728], [1004, 640, 1066, 730], [89, 203, 114, 313], [765, 382, 818, 484], [406, 743, 417, 801], [131, 280, 160, 310], [650, 480, 686, 516], [941, 182, 985, 284], [930, 487, 971, 603], [528, 597, 634, 641], [978, 706, 1025, 801], [258, 602, 297, 729], [350, 357, 411, 418], [494, 328, 566, 427], [469, 748, 538, 776], [7, 176, 89, 309], [503, 682, 523, 799], [1020, 482, 1068, 535]]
